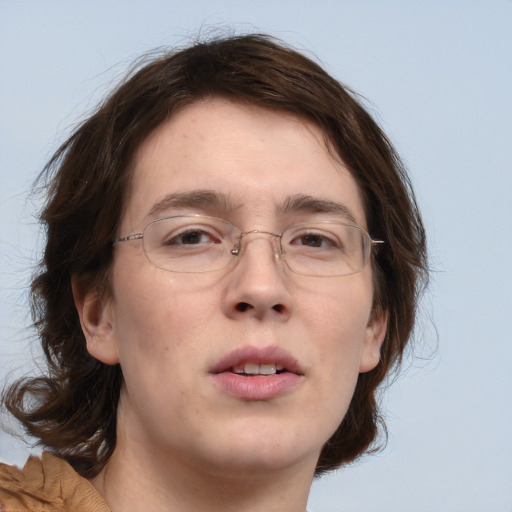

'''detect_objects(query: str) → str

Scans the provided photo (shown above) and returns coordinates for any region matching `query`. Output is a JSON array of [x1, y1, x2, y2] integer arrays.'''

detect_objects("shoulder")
[[0, 452, 110, 512]]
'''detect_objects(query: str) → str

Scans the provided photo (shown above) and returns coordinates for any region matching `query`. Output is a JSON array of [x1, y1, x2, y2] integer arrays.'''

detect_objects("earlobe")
[[359, 309, 388, 373], [72, 276, 120, 365]]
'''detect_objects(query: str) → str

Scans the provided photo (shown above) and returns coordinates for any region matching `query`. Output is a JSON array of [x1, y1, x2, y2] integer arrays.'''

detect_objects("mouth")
[[231, 363, 287, 376], [211, 346, 303, 377], [210, 346, 303, 400]]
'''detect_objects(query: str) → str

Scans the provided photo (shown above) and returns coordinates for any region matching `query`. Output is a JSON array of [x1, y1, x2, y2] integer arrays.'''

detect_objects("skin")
[[74, 98, 387, 512]]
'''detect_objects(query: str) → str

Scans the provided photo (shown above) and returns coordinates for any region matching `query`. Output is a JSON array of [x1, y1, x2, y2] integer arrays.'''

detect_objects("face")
[[79, 98, 386, 479]]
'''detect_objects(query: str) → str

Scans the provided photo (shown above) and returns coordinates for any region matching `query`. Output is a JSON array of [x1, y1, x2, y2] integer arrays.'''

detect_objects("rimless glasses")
[[113, 214, 384, 277]]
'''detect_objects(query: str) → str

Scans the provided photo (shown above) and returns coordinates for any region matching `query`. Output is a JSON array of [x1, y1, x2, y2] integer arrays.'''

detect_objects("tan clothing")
[[0, 452, 109, 512]]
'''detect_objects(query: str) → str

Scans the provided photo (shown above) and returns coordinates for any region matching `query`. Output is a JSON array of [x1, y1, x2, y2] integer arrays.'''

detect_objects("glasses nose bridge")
[[231, 229, 283, 258]]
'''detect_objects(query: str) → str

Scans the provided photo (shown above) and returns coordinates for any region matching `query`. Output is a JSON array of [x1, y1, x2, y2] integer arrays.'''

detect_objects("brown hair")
[[2, 34, 428, 477]]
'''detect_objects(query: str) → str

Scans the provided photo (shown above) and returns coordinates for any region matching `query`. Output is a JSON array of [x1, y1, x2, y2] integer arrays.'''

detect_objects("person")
[[0, 33, 427, 512]]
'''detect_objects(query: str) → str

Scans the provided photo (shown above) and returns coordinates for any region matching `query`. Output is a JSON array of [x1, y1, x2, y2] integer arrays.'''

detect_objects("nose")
[[222, 233, 293, 321]]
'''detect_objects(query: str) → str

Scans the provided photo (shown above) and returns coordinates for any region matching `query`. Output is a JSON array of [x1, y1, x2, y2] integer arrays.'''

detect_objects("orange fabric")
[[0, 453, 109, 512]]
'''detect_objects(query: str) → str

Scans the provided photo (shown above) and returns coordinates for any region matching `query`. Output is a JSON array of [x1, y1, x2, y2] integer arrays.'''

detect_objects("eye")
[[160, 224, 224, 247], [294, 234, 329, 248], [290, 231, 341, 249], [167, 229, 217, 245]]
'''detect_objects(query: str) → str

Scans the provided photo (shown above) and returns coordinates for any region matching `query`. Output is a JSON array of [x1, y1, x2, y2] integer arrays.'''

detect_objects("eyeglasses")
[[112, 215, 383, 277]]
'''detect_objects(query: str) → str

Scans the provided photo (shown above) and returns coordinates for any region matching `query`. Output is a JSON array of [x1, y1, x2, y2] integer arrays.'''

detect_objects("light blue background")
[[1, 2, 511, 511]]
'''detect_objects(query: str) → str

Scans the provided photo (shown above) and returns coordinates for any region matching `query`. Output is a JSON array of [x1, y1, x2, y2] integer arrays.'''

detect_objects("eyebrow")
[[146, 189, 239, 220], [279, 194, 358, 224], [146, 190, 358, 224]]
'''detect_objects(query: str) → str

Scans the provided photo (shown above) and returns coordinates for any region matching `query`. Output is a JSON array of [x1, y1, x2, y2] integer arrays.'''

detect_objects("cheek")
[[110, 263, 219, 368], [109, 270, 220, 421], [302, 278, 373, 401], [303, 276, 373, 344]]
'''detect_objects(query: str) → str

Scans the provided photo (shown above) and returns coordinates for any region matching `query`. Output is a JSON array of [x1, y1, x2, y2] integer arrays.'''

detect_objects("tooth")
[[233, 367, 244, 374], [259, 363, 276, 375], [244, 363, 260, 375]]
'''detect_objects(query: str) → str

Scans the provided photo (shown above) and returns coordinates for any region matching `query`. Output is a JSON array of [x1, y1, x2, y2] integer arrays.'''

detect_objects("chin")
[[197, 423, 323, 477], [205, 445, 320, 479]]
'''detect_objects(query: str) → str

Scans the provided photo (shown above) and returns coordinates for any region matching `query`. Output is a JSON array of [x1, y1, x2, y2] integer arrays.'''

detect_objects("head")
[[3, 34, 427, 478]]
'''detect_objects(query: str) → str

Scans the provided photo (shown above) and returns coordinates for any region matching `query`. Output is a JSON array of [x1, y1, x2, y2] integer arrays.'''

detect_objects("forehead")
[[123, 98, 366, 230]]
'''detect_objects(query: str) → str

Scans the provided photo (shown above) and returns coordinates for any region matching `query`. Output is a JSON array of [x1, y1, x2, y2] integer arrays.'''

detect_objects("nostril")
[[236, 302, 251, 312], [272, 304, 284, 313]]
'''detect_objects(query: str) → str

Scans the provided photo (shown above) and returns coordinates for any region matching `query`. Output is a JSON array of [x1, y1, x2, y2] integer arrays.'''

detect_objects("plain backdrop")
[[1, 2, 511, 511]]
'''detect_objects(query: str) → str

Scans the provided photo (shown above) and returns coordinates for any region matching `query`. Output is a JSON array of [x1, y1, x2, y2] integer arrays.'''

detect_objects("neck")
[[90, 436, 316, 512]]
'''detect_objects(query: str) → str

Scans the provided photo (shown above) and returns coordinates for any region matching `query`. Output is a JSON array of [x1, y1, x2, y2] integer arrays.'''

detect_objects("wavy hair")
[[2, 33, 428, 477]]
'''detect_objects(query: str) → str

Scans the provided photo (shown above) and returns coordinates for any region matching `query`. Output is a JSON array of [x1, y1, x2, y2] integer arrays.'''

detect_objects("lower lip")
[[212, 372, 302, 400]]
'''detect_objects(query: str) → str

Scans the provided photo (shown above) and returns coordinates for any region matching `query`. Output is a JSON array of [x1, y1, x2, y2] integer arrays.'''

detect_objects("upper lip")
[[210, 346, 304, 375]]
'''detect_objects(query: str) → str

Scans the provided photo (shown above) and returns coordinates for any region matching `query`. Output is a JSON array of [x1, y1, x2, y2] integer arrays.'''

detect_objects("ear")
[[359, 308, 388, 373], [72, 276, 120, 365]]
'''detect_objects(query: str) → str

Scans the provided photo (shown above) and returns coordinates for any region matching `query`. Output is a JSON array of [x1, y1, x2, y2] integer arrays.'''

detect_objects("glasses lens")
[[281, 222, 371, 276], [140, 216, 372, 276], [142, 215, 239, 273]]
